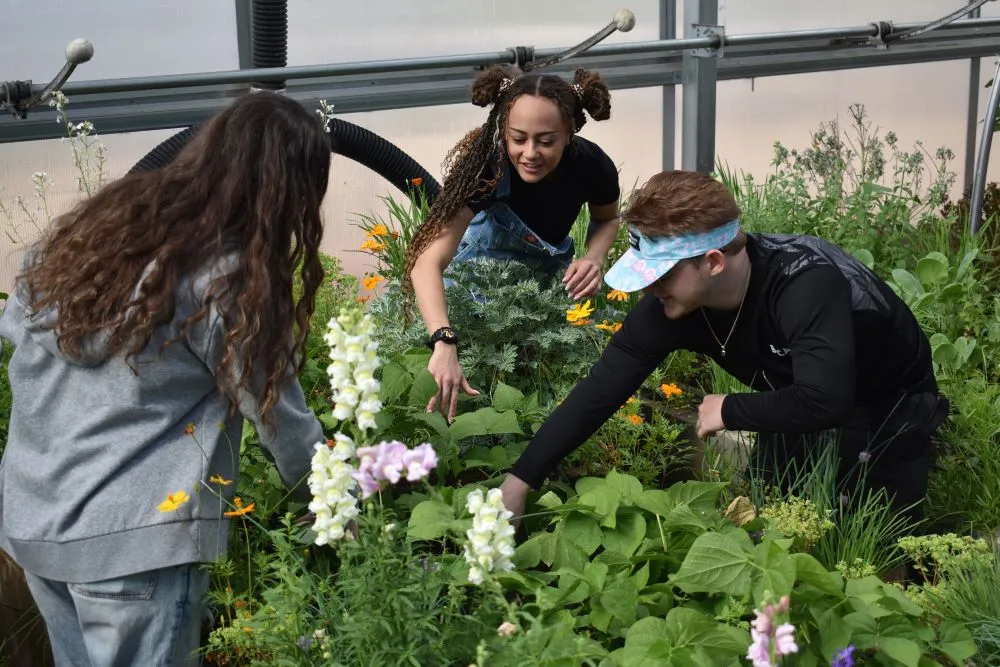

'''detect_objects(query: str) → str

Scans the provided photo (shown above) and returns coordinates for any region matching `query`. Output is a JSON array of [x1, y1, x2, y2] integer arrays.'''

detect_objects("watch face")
[[442, 328, 456, 339]]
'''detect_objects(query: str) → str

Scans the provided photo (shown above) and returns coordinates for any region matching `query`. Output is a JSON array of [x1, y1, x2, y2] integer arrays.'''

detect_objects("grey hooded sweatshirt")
[[0, 253, 323, 583]]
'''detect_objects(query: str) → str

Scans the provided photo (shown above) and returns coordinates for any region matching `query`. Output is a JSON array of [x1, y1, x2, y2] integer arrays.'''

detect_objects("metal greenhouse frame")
[[1, 0, 998, 231]]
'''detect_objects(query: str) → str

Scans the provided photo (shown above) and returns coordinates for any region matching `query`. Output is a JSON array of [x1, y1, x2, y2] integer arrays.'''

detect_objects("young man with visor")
[[499, 170, 949, 524]]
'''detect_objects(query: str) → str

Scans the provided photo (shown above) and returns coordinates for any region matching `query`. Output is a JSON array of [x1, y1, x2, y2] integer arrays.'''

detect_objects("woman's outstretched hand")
[[426, 343, 479, 422], [563, 257, 603, 300]]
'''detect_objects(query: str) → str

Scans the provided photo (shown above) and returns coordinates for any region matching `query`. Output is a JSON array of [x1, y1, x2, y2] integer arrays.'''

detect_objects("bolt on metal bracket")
[[691, 24, 725, 57]]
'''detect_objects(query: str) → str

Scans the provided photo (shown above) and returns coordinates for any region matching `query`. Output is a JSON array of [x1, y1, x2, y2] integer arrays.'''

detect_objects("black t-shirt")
[[509, 233, 938, 488], [467, 136, 620, 245]]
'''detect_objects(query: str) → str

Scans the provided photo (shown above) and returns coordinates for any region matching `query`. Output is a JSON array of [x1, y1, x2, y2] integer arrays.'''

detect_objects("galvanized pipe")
[[969, 56, 1000, 235], [54, 17, 1000, 97]]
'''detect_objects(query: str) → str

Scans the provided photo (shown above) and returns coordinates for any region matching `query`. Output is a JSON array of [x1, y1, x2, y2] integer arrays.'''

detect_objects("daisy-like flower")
[[307, 435, 361, 545], [224, 497, 255, 517], [324, 307, 382, 432], [463, 488, 516, 585], [660, 382, 683, 398], [607, 289, 629, 301], [362, 274, 384, 290], [158, 490, 190, 513], [565, 300, 595, 324]]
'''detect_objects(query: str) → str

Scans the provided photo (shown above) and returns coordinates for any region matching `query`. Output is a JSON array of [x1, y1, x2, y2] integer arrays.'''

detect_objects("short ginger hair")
[[623, 170, 745, 252]]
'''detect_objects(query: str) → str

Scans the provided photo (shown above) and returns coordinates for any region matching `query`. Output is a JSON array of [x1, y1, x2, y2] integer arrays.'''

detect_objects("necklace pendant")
[[720, 346, 726, 357]]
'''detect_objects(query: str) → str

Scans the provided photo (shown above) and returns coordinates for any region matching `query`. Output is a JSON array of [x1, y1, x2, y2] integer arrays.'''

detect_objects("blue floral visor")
[[604, 220, 741, 292]]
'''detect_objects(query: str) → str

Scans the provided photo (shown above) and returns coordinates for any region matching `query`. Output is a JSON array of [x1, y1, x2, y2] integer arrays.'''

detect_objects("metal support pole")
[[963, 1, 982, 192], [661, 0, 677, 171], [235, 0, 253, 69], [969, 55, 1000, 235], [681, 0, 720, 173]]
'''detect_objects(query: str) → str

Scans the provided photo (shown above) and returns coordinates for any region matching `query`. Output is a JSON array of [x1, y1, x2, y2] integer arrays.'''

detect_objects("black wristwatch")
[[427, 326, 459, 350]]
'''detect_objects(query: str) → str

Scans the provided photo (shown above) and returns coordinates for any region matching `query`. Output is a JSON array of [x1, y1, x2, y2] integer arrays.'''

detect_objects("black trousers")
[[750, 391, 950, 524]]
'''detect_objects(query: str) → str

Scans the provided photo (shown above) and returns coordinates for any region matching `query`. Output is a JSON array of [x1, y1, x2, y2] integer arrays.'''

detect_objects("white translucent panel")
[[718, 0, 1000, 33], [0, 0, 238, 83], [288, 0, 660, 64], [712, 60, 1000, 194]]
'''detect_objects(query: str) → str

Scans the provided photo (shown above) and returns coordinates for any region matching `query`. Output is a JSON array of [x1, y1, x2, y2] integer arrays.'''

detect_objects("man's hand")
[[499, 473, 531, 529], [563, 257, 603, 300], [697, 393, 728, 440]]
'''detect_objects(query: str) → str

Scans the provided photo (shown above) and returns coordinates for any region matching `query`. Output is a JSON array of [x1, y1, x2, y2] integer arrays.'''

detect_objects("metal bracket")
[[507, 45, 535, 71], [691, 24, 724, 57], [869, 21, 893, 50]]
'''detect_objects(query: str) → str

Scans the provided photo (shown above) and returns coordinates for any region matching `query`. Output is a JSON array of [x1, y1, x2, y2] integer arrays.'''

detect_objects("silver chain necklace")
[[700, 263, 752, 358]]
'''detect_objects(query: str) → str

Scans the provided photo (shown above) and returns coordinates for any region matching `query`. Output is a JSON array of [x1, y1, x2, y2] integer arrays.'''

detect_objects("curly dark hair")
[[400, 65, 612, 309], [19, 91, 332, 422]]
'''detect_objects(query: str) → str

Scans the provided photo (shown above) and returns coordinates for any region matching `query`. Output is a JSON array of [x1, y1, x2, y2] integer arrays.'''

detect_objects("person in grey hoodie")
[[0, 91, 331, 666]]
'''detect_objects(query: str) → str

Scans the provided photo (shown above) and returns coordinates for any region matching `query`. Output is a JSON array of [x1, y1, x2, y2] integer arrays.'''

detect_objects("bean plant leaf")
[[448, 407, 522, 440], [670, 530, 755, 596], [406, 499, 456, 540], [936, 620, 978, 666]]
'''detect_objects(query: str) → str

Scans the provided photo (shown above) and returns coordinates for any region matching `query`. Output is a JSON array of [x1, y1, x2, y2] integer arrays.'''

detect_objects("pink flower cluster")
[[353, 441, 438, 498], [747, 595, 798, 667]]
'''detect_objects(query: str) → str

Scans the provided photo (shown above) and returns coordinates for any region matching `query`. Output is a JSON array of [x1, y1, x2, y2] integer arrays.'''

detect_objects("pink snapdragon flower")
[[746, 595, 798, 667], [353, 441, 437, 498]]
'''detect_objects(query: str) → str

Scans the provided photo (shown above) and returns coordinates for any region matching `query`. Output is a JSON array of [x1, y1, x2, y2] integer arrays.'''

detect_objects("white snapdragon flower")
[[324, 307, 382, 432], [462, 488, 516, 585], [307, 434, 360, 545]]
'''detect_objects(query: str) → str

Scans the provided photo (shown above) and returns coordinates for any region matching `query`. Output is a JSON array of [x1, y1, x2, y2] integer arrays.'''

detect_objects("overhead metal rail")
[[2, 15, 1000, 144]]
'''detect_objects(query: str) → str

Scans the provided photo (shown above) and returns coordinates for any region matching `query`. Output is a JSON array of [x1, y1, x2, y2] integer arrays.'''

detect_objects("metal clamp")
[[691, 24, 725, 58], [869, 21, 893, 49]]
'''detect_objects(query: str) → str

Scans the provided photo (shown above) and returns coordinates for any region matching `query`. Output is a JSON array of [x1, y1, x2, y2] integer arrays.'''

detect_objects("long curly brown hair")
[[19, 91, 332, 422], [400, 65, 612, 311]]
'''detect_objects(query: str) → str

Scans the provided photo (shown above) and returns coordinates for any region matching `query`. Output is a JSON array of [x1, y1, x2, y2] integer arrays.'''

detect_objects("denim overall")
[[449, 160, 576, 283]]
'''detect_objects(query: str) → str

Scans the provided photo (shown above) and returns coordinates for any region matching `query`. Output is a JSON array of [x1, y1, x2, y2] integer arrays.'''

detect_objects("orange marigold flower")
[[607, 289, 629, 302], [157, 490, 190, 513], [362, 274, 384, 290], [570, 318, 593, 327], [411, 177, 423, 186], [224, 497, 255, 518], [356, 295, 370, 303], [626, 414, 644, 425], [660, 383, 683, 398], [184, 423, 196, 435]]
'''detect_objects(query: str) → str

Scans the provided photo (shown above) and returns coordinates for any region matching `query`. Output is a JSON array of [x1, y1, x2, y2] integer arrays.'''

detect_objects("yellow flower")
[[368, 223, 389, 238], [607, 289, 629, 302], [626, 397, 636, 404], [660, 383, 683, 398], [158, 490, 190, 513], [360, 238, 386, 253], [362, 274, 384, 290], [224, 497, 255, 518], [595, 320, 622, 333], [565, 300, 595, 323], [209, 474, 233, 486], [626, 414, 644, 425]]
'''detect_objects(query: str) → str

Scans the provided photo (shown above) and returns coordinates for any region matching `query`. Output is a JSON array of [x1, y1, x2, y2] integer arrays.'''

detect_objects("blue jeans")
[[23, 563, 209, 667]]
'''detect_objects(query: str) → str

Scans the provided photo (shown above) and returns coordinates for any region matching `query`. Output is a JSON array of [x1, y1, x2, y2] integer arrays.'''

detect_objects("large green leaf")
[[915, 252, 949, 286], [935, 620, 977, 666], [448, 407, 522, 440], [670, 531, 755, 596], [602, 510, 647, 557], [406, 499, 456, 540], [492, 381, 524, 412]]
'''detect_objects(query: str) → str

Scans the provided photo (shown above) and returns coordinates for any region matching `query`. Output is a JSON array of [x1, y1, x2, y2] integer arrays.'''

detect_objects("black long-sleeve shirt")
[[509, 233, 937, 489]]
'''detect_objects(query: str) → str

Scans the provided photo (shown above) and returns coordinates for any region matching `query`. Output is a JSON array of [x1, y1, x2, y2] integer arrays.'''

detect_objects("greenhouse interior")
[[2, 0, 1000, 665]]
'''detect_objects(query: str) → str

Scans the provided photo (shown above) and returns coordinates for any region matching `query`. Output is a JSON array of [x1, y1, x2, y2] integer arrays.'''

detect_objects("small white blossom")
[[462, 488, 516, 584]]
